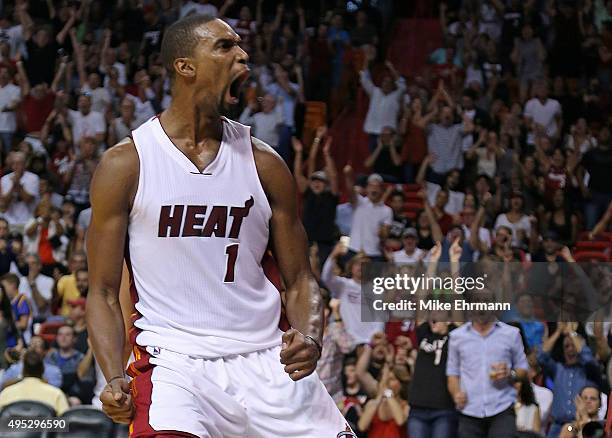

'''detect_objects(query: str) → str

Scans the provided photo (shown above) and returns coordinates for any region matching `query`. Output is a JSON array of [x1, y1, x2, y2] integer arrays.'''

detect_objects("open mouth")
[[225, 70, 250, 105]]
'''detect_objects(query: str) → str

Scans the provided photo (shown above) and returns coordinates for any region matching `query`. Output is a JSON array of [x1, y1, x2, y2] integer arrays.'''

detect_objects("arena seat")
[[574, 251, 610, 262], [0, 400, 55, 438], [60, 406, 114, 438], [575, 241, 611, 252]]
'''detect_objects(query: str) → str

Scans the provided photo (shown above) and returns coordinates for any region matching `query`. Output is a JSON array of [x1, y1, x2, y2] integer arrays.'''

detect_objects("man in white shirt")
[[0, 66, 21, 154], [524, 80, 562, 142], [347, 173, 393, 260], [360, 60, 406, 151], [80, 72, 111, 114], [19, 253, 53, 319], [68, 93, 106, 146], [239, 94, 284, 150], [0, 151, 39, 230], [391, 228, 425, 263]]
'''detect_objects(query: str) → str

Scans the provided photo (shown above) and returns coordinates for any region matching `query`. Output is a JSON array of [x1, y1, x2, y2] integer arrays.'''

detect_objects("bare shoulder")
[[91, 137, 139, 209], [251, 136, 294, 198]]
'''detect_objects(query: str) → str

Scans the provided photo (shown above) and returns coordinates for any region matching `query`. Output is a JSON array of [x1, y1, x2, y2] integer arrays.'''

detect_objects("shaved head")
[[160, 14, 216, 81]]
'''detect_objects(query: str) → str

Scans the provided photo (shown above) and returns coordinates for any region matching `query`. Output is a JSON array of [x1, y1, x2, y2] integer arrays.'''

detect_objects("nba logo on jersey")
[[152, 346, 161, 355], [336, 431, 357, 438]]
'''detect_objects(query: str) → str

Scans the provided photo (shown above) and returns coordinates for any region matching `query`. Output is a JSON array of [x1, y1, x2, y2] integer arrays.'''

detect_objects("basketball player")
[[86, 15, 354, 438]]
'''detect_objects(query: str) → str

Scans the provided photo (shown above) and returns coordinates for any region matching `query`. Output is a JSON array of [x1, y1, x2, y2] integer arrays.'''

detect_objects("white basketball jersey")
[[127, 116, 283, 358]]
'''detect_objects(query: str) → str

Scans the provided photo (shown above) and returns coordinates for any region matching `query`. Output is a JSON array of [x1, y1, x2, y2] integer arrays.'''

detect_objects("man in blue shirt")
[[1, 335, 62, 389], [447, 295, 529, 438], [538, 323, 600, 438]]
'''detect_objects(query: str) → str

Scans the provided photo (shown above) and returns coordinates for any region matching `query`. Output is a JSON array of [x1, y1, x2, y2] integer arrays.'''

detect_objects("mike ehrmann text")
[[372, 299, 511, 312]]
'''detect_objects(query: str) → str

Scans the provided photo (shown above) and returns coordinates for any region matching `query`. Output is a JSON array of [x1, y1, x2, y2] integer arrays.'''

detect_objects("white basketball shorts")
[[127, 344, 355, 437]]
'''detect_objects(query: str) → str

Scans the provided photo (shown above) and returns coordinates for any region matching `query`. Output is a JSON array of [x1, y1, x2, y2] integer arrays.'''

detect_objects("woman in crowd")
[[541, 189, 578, 247], [357, 365, 409, 438], [514, 374, 541, 434]]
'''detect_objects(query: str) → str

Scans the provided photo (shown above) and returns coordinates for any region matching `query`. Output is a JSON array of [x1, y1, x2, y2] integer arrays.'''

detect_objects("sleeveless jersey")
[[127, 116, 282, 358]]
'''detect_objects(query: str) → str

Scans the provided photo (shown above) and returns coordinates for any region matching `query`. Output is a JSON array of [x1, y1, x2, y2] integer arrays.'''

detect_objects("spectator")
[[408, 313, 457, 438], [383, 191, 411, 252], [1, 335, 62, 389], [1, 272, 31, 346], [514, 374, 542, 434], [447, 294, 529, 438], [538, 323, 600, 438], [0, 279, 18, 367], [322, 243, 384, 346], [24, 200, 66, 274], [18, 253, 53, 320], [357, 366, 409, 437], [389, 228, 425, 264], [524, 81, 563, 144], [0, 350, 68, 414], [55, 251, 86, 317], [360, 59, 406, 152], [0, 65, 21, 154], [317, 295, 354, 403], [107, 97, 137, 146], [511, 24, 546, 103], [292, 131, 338, 267], [67, 296, 88, 354], [239, 94, 284, 152], [68, 93, 105, 147], [0, 151, 39, 231], [581, 126, 612, 229], [64, 136, 99, 212], [559, 386, 603, 438], [344, 171, 392, 260], [364, 126, 403, 182], [494, 191, 534, 249], [426, 105, 474, 184], [45, 324, 88, 406]]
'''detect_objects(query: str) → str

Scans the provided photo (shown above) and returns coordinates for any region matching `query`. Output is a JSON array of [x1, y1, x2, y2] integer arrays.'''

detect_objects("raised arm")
[[291, 137, 308, 194], [86, 138, 139, 423], [322, 137, 339, 196], [56, 7, 76, 45], [15, 56, 30, 97], [253, 137, 322, 381]]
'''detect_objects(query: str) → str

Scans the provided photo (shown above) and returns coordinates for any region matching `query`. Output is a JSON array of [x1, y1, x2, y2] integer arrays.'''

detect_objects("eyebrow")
[[214, 35, 242, 48]]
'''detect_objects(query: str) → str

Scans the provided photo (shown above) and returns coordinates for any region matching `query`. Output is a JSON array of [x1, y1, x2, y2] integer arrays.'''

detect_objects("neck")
[[472, 320, 494, 333], [59, 347, 73, 355], [163, 99, 223, 143]]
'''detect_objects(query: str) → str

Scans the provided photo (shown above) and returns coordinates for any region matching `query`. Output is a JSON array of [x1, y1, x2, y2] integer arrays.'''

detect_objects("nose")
[[236, 44, 249, 66]]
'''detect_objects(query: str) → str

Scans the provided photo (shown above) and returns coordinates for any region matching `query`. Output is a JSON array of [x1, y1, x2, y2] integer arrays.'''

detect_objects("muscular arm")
[[252, 137, 323, 377], [86, 138, 139, 383]]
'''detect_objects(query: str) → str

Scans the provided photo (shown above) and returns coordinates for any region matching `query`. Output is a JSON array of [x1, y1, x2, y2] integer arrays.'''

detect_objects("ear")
[[174, 58, 195, 79]]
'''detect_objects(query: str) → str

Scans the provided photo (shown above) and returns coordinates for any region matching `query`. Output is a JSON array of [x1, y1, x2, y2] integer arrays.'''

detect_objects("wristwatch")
[[509, 369, 518, 383]]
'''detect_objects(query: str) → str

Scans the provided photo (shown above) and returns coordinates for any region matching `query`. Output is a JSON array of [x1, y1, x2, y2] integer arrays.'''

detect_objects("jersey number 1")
[[224, 244, 239, 282]]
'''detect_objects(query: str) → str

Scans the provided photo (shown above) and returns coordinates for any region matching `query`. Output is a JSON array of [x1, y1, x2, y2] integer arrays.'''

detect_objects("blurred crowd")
[[0, 0, 608, 438]]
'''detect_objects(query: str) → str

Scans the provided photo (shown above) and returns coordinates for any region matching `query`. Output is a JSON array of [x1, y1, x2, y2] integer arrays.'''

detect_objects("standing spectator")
[[537, 324, 600, 438], [524, 81, 563, 144], [390, 228, 425, 264], [68, 93, 106, 147], [447, 299, 529, 438], [408, 314, 458, 438], [64, 137, 99, 212], [292, 132, 338, 266], [24, 200, 66, 274], [344, 170, 392, 260], [0, 350, 68, 414], [0, 151, 39, 231], [360, 59, 406, 152], [494, 191, 533, 249], [317, 296, 354, 403], [357, 366, 409, 437], [426, 107, 474, 185], [383, 191, 410, 251], [511, 24, 546, 103], [364, 126, 403, 182], [18, 253, 53, 320], [514, 374, 541, 434], [265, 65, 303, 163], [45, 324, 86, 406], [239, 94, 284, 151], [321, 243, 384, 346], [107, 98, 137, 146], [1, 335, 62, 389], [0, 65, 21, 154], [1, 272, 31, 346], [581, 126, 612, 229], [0, 279, 18, 366], [55, 251, 86, 317]]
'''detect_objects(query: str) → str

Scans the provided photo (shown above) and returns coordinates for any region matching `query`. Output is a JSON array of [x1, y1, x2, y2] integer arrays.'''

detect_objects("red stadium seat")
[[575, 241, 611, 252], [573, 251, 610, 262], [404, 201, 424, 212]]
